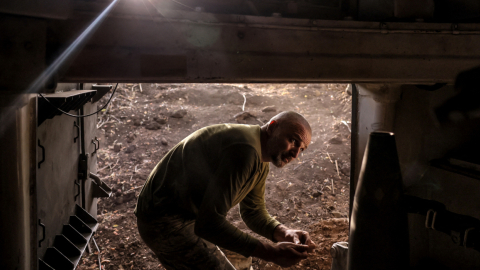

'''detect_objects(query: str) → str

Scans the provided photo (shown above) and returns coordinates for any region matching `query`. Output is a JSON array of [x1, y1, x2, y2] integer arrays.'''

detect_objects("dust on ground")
[[77, 83, 352, 270]]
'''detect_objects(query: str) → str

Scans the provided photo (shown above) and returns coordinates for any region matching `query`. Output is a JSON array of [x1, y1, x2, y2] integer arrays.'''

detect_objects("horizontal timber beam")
[[55, 10, 480, 84]]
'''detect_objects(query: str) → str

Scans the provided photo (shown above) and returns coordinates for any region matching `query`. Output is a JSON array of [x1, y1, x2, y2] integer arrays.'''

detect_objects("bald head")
[[261, 111, 312, 167], [267, 111, 312, 134]]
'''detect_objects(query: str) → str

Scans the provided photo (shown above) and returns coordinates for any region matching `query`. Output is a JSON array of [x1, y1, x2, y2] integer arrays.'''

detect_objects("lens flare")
[[0, 0, 119, 137]]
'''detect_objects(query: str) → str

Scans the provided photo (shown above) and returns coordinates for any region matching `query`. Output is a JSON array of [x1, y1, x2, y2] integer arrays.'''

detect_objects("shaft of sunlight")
[[0, 0, 119, 138]]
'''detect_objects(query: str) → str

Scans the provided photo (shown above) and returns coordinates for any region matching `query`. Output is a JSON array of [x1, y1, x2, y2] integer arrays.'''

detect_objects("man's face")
[[266, 121, 311, 168]]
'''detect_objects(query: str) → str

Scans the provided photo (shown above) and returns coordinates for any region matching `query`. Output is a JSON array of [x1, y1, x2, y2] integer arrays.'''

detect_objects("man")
[[135, 111, 316, 269]]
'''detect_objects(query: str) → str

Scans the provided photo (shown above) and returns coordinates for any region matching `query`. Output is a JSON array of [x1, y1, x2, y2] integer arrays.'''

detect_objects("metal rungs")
[[53, 235, 81, 265], [92, 179, 113, 198], [90, 172, 113, 198], [39, 204, 98, 269], [43, 247, 75, 270], [62, 224, 87, 251]]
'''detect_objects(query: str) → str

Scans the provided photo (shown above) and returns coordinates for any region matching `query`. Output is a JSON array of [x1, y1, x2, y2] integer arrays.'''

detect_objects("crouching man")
[[135, 111, 316, 269]]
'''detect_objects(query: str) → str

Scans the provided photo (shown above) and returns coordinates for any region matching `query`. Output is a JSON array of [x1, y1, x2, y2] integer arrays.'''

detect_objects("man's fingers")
[[291, 244, 309, 252], [299, 231, 312, 245], [293, 234, 300, 244], [290, 245, 309, 259], [299, 232, 307, 244], [306, 239, 316, 253], [306, 238, 316, 248]]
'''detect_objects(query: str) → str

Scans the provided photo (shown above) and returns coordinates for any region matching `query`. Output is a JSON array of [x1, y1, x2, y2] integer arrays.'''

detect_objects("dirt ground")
[[77, 83, 352, 270]]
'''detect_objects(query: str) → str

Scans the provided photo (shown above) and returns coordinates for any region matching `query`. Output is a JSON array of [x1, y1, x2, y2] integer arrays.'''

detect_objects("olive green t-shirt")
[[134, 124, 280, 257]]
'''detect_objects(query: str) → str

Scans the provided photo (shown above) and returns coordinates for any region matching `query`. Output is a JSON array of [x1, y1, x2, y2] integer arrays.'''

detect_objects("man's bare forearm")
[[251, 241, 274, 262], [272, 224, 317, 252], [273, 224, 289, 242], [251, 238, 310, 268]]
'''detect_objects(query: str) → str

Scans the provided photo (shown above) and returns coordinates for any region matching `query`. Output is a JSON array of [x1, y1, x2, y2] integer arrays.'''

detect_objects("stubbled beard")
[[271, 153, 285, 168]]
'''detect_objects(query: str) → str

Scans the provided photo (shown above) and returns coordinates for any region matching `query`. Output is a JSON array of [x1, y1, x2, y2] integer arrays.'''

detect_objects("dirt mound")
[[253, 218, 349, 270], [77, 83, 352, 270]]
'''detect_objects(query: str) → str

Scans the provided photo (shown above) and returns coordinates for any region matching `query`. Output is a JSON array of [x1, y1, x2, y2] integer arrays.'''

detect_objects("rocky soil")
[[77, 83, 352, 270]]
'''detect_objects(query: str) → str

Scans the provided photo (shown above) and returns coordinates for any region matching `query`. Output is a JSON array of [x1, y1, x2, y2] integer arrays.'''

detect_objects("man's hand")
[[251, 241, 309, 268], [273, 224, 316, 253], [251, 225, 317, 267]]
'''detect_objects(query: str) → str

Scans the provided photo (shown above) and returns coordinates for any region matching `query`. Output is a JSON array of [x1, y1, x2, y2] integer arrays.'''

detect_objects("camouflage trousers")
[[137, 215, 237, 270]]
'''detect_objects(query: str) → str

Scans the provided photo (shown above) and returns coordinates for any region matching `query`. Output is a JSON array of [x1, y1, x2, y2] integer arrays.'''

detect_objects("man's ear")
[[266, 120, 277, 135]]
